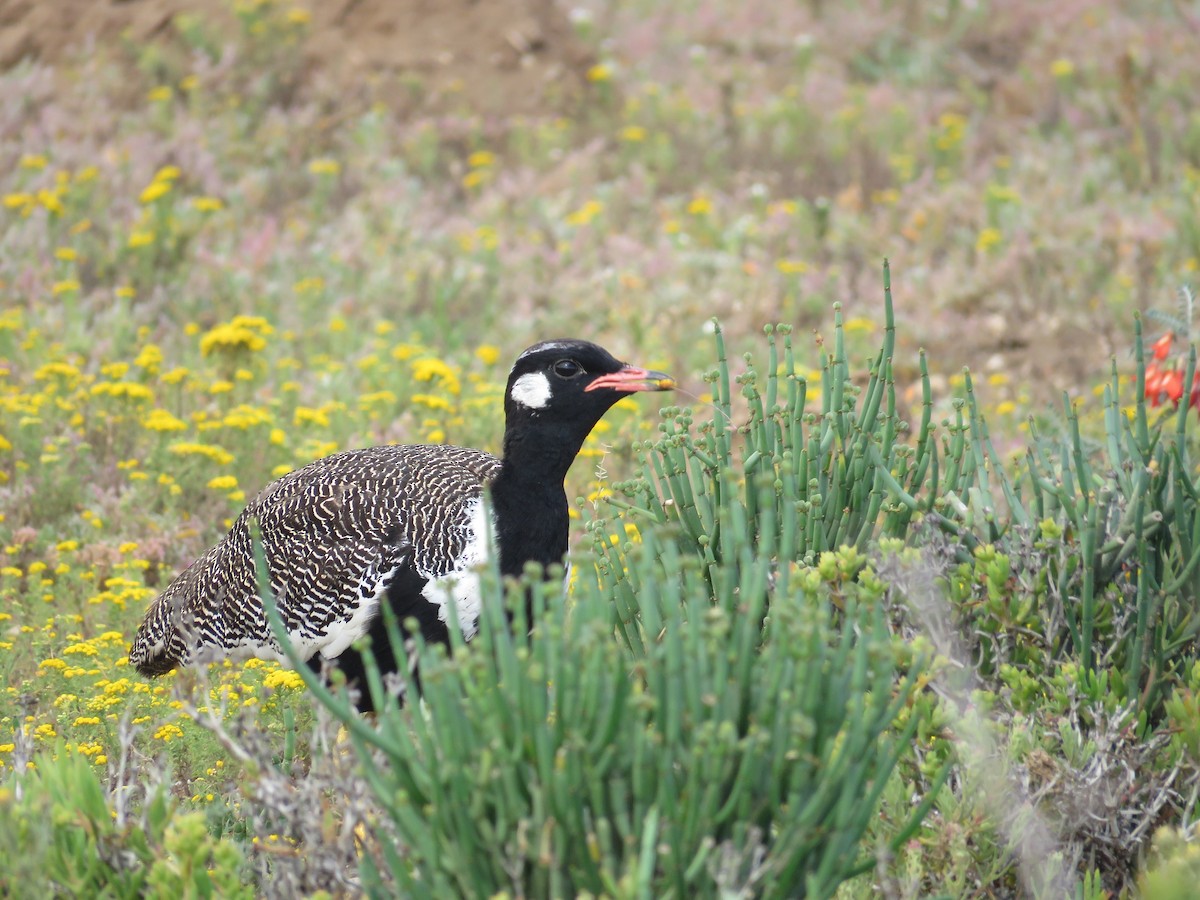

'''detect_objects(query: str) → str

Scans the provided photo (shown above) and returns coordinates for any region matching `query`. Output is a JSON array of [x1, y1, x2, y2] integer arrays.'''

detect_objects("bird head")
[[504, 339, 674, 422]]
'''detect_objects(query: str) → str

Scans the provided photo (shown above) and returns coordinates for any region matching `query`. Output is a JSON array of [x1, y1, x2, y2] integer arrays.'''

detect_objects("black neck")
[[489, 422, 587, 578]]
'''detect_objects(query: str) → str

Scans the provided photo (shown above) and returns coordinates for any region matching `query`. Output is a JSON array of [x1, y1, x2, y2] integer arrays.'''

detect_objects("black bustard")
[[128, 340, 673, 709]]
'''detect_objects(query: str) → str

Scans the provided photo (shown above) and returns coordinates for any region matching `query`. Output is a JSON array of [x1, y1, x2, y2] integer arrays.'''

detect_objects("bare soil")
[[0, 0, 592, 116]]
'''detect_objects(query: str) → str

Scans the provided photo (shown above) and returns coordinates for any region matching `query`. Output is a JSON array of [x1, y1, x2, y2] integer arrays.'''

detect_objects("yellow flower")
[[566, 199, 604, 227], [153, 724, 184, 742], [391, 343, 424, 361], [2, 193, 33, 209], [263, 668, 305, 690], [100, 678, 131, 696], [155, 165, 181, 183], [135, 344, 163, 372], [308, 158, 341, 176], [986, 183, 1020, 205], [843, 316, 876, 334], [192, 196, 224, 212], [19, 154, 48, 170], [169, 442, 235, 465], [200, 316, 273, 355], [147, 86, 173, 102], [286, 7, 311, 25], [139, 181, 171, 204], [222, 404, 271, 429], [207, 475, 239, 490], [586, 63, 612, 82], [411, 358, 461, 394], [38, 190, 64, 215], [116, 286, 137, 299], [294, 406, 331, 427], [359, 390, 397, 410], [775, 259, 808, 275], [411, 393, 452, 411], [475, 344, 501, 366], [91, 381, 154, 402], [619, 125, 646, 142], [128, 230, 155, 248], [687, 195, 713, 216], [34, 362, 79, 382], [293, 276, 325, 294], [1050, 58, 1075, 79], [462, 169, 490, 190], [54, 247, 77, 261], [976, 227, 1002, 252], [467, 150, 495, 168], [52, 279, 81, 295]]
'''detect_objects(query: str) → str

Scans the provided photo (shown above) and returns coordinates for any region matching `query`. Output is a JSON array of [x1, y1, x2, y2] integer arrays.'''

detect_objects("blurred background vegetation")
[[4, 0, 1200, 896]]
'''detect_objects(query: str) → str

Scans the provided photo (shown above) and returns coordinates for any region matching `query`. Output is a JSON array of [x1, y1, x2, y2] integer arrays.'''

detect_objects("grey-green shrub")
[[264, 533, 938, 899], [0, 748, 249, 899]]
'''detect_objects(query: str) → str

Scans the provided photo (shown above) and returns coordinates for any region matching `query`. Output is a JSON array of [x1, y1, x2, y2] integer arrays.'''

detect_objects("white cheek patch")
[[510, 372, 552, 409]]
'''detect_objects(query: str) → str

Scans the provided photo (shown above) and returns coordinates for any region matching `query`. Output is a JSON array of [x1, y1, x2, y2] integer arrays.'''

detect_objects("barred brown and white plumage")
[[128, 339, 673, 709]]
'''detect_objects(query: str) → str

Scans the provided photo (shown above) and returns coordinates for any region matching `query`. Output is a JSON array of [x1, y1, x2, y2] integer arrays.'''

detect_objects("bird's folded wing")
[[130, 445, 501, 670]]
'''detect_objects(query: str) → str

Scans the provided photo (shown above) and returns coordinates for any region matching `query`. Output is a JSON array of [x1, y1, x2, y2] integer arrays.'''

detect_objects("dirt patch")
[[0, 0, 593, 116]]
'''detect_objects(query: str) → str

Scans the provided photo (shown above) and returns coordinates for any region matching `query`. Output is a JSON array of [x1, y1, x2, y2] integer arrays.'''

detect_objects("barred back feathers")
[[129, 445, 500, 673]]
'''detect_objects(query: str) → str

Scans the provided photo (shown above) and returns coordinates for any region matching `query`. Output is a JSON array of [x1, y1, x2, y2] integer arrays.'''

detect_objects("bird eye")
[[553, 359, 584, 378]]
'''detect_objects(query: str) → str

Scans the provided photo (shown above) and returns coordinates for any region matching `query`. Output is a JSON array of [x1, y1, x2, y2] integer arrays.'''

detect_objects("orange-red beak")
[[585, 365, 676, 393]]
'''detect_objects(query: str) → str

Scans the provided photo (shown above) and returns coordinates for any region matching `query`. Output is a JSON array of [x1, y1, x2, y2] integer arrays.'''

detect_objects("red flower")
[[1145, 363, 1165, 406], [1145, 362, 1184, 407], [1164, 369, 1184, 403], [1142, 333, 1200, 412], [1151, 331, 1174, 362]]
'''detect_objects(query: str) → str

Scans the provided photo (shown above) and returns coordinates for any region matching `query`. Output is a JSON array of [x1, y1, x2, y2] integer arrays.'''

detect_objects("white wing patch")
[[223, 558, 403, 666], [317, 582, 390, 660], [510, 372, 552, 409], [422, 498, 493, 640]]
